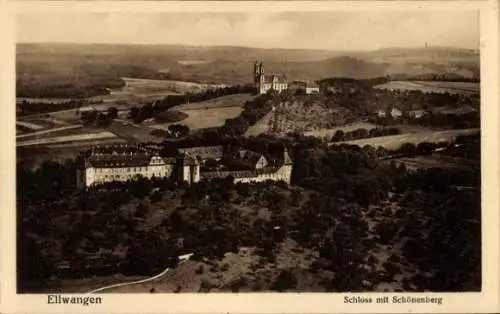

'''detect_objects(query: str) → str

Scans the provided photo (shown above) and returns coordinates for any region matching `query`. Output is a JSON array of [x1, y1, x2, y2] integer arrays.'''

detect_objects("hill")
[[16, 44, 480, 98]]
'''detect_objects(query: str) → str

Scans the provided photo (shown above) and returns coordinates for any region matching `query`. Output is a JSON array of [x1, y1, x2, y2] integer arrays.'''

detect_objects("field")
[[304, 122, 378, 138], [373, 81, 480, 95], [175, 94, 255, 111], [16, 124, 84, 140], [17, 131, 117, 147], [107, 120, 164, 143], [87, 77, 181, 105], [89, 77, 228, 106], [17, 97, 77, 104], [16, 121, 45, 130], [335, 128, 479, 150], [150, 107, 243, 131], [387, 155, 478, 172], [18, 77, 233, 113], [177, 60, 212, 66], [149, 94, 252, 131]]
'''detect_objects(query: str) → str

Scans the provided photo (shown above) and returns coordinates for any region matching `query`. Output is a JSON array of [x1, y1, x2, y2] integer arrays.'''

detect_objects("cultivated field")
[[175, 93, 255, 111], [17, 97, 77, 104], [87, 77, 181, 106], [373, 81, 480, 95], [16, 121, 45, 130], [334, 128, 479, 150], [107, 120, 163, 143], [177, 60, 212, 66], [17, 131, 117, 147], [150, 107, 243, 131], [47, 109, 99, 124], [387, 155, 478, 172], [85, 77, 230, 108], [16, 124, 84, 140]]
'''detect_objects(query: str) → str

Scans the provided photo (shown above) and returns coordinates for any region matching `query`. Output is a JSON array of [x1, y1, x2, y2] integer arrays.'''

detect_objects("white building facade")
[[77, 145, 293, 188]]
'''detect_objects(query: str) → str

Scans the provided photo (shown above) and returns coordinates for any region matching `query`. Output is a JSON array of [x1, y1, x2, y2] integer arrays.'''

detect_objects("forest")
[[17, 134, 480, 292]]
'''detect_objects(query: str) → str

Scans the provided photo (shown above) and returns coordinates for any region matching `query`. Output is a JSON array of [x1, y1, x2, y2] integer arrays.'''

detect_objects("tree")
[[270, 269, 298, 292], [332, 130, 345, 142], [107, 107, 118, 119], [97, 113, 111, 127]]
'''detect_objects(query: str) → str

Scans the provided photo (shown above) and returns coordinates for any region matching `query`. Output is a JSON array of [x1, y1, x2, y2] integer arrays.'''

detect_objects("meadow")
[[17, 131, 117, 147], [16, 124, 84, 140], [335, 128, 479, 150], [87, 77, 228, 108], [175, 93, 255, 111], [373, 81, 480, 95], [151, 107, 243, 131]]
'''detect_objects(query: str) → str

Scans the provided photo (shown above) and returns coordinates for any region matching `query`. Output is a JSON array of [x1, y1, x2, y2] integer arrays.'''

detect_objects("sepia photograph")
[[13, 4, 487, 301]]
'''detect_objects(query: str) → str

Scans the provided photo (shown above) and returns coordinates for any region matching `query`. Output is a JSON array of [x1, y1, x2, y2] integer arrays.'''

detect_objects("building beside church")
[[294, 80, 320, 94], [253, 61, 288, 94], [76, 144, 293, 188]]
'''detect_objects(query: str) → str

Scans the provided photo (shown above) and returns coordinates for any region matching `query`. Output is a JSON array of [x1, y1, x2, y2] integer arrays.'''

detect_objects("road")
[[86, 253, 193, 294]]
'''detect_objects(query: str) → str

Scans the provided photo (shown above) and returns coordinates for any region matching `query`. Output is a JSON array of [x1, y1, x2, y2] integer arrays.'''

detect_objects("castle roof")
[[81, 144, 176, 168], [237, 149, 264, 165], [179, 145, 224, 160], [283, 148, 293, 165], [200, 167, 281, 180]]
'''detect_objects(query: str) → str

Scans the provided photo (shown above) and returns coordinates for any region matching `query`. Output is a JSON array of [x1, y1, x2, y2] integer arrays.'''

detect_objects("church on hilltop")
[[253, 61, 288, 94]]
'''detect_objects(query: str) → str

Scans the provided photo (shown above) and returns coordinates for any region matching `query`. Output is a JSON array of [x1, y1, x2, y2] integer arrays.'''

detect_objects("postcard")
[[1, 1, 499, 313]]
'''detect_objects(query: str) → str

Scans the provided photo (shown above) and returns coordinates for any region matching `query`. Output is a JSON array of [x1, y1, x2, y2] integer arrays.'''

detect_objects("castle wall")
[[233, 164, 292, 184], [83, 164, 174, 187], [85, 167, 96, 186]]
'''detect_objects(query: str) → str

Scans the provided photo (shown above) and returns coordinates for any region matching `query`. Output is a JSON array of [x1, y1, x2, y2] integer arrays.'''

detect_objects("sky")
[[17, 11, 479, 51]]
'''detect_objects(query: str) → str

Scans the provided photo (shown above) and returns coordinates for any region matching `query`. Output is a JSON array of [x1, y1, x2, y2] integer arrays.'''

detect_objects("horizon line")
[[15, 42, 479, 53]]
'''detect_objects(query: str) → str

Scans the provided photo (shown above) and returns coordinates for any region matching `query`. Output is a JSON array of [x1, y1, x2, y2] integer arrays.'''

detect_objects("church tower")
[[253, 61, 259, 85], [254, 61, 265, 92]]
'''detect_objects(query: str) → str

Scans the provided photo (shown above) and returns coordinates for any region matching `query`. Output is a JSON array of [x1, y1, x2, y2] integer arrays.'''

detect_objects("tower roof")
[[283, 148, 293, 165]]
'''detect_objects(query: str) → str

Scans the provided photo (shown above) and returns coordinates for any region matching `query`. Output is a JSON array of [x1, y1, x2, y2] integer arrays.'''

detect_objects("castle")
[[76, 144, 293, 188], [253, 61, 288, 94]]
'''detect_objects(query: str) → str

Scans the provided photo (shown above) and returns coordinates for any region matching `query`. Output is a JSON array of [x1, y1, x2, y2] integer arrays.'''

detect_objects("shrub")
[[270, 269, 298, 292]]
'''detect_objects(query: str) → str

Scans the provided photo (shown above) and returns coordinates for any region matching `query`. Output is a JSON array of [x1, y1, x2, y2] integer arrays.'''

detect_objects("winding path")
[[86, 253, 193, 294], [86, 267, 171, 294]]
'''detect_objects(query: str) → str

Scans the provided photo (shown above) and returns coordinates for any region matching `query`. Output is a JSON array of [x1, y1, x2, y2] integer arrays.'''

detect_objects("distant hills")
[[17, 43, 480, 92]]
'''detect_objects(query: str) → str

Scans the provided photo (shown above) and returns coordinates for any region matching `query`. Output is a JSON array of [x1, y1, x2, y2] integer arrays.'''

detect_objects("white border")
[[1, 1, 499, 313]]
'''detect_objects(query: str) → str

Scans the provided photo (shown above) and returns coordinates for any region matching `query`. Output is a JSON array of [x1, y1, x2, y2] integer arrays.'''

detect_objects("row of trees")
[[330, 127, 401, 142], [80, 107, 119, 127], [18, 99, 101, 116], [371, 111, 480, 130]]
